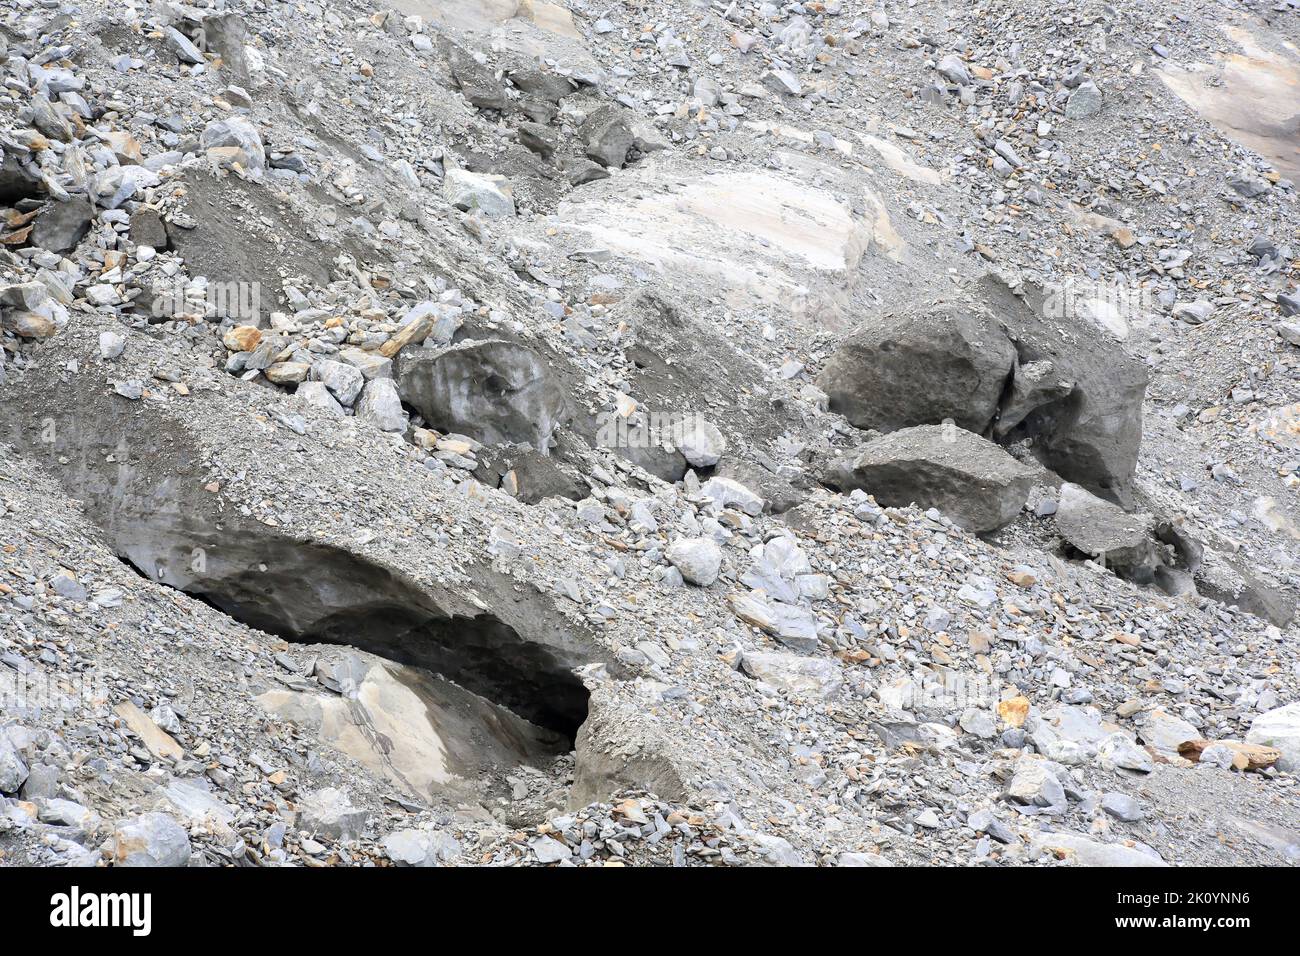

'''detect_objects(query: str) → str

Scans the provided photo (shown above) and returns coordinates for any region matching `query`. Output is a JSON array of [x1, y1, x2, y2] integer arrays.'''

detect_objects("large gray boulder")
[[299, 787, 369, 842], [673, 416, 727, 468], [1053, 483, 1158, 579], [199, 116, 264, 171], [742, 650, 844, 699], [354, 378, 408, 432], [442, 168, 515, 217], [980, 273, 1147, 502], [817, 306, 1016, 434], [384, 828, 461, 866], [818, 276, 1147, 502], [397, 339, 568, 450], [448, 45, 507, 111], [1030, 830, 1167, 867], [310, 358, 364, 407], [839, 425, 1034, 532], [603, 421, 688, 482]]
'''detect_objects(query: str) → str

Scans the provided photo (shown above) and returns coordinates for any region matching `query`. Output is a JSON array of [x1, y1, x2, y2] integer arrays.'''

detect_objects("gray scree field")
[[0, 0, 1298, 868]]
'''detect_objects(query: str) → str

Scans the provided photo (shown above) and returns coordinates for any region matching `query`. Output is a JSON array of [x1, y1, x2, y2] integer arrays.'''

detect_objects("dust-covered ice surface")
[[0, 0, 1298, 868]]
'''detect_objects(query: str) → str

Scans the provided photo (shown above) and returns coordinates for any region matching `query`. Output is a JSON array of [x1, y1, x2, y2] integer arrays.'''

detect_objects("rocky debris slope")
[[0, 0, 1298, 866]]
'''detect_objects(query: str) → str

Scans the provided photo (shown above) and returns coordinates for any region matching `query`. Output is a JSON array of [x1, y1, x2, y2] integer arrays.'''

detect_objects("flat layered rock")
[[1031, 830, 1167, 867], [555, 163, 884, 308], [841, 425, 1034, 532]]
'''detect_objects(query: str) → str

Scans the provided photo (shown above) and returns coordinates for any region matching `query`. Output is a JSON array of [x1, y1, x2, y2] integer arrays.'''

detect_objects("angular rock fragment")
[[198, 12, 250, 81], [516, 122, 559, 161], [1065, 81, 1103, 119], [740, 535, 814, 604], [610, 422, 688, 481], [1178, 739, 1281, 772], [114, 701, 184, 761], [993, 359, 1074, 438], [130, 207, 169, 249], [672, 416, 726, 468], [1, 310, 56, 340], [699, 476, 764, 516], [665, 537, 722, 586], [338, 346, 393, 380], [728, 591, 819, 653], [443, 167, 515, 217], [762, 69, 802, 96], [570, 693, 687, 807], [222, 325, 262, 353], [1136, 709, 1198, 757], [505, 64, 576, 103], [265, 361, 310, 385], [839, 425, 1034, 533], [200, 117, 264, 171], [40, 798, 100, 830], [1004, 760, 1065, 807], [579, 104, 635, 168], [982, 273, 1148, 500], [298, 787, 368, 841], [1096, 732, 1153, 773], [936, 54, 971, 87], [30, 198, 94, 254], [296, 380, 346, 416], [817, 306, 1016, 434], [30, 95, 73, 141], [310, 358, 365, 407], [112, 812, 192, 867], [1031, 830, 1166, 867], [98, 331, 126, 361], [0, 733, 28, 795], [477, 447, 585, 503], [1247, 703, 1300, 772], [1054, 483, 1158, 580], [165, 26, 205, 64], [355, 378, 408, 432], [566, 158, 611, 186], [1194, 552, 1295, 627], [384, 828, 460, 866], [449, 46, 507, 111]]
